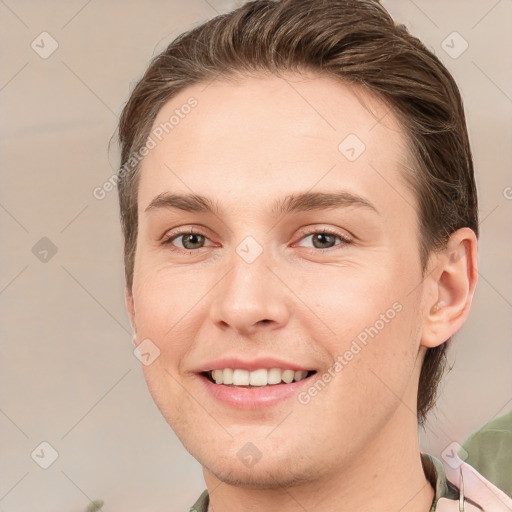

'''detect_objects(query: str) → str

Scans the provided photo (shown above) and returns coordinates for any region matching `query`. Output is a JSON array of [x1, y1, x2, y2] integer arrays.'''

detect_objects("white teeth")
[[249, 368, 268, 386], [282, 369, 295, 383], [294, 370, 308, 381], [223, 368, 233, 385], [232, 369, 249, 386], [268, 368, 282, 385], [208, 368, 311, 386]]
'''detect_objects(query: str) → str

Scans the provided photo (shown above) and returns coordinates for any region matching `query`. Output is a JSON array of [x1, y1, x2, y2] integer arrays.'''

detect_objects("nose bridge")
[[210, 235, 289, 333]]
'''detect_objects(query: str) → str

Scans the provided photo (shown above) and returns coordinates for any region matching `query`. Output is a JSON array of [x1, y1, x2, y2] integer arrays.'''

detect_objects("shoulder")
[[422, 451, 512, 511], [460, 411, 512, 498], [189, 489, 209, 512], [463, 411, 512, 448]]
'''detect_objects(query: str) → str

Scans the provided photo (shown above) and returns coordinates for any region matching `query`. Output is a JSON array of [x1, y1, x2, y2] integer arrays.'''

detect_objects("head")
[[116, 0, 478, 487]]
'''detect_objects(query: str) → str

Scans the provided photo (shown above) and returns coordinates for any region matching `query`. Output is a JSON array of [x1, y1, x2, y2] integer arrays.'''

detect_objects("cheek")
[[132, 266, 203, 343], [131, 275, 198, 422], [298, 263, 406, 338], [141, 364, 194, 437], [307, 264, 422, 403]]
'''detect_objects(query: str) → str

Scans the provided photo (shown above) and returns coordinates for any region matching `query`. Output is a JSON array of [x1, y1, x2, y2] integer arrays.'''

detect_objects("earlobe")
[[421, 228, 478, 349]]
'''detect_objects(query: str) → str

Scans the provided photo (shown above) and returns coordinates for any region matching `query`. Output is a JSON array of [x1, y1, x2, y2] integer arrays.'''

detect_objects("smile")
[[204, 368, 316, 387]]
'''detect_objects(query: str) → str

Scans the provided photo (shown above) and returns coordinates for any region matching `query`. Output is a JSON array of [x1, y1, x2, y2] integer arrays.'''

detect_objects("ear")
[[421, 227, 478, 349], [125, 286, 137, 334]]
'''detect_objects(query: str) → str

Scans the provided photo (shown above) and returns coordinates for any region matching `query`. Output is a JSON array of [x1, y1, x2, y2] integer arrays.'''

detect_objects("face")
[[128, 73, 430, 488]]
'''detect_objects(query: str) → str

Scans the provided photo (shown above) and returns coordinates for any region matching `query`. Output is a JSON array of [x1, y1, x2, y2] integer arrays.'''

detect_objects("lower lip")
[[197, 373, 314, 409]]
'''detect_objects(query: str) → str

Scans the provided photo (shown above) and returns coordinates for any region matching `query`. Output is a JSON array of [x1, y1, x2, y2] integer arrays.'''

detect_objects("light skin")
[[125, 72, 478, 512]]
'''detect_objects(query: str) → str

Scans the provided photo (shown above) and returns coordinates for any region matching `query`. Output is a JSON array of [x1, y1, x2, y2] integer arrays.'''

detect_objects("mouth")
[[201, 368, 318, 388]]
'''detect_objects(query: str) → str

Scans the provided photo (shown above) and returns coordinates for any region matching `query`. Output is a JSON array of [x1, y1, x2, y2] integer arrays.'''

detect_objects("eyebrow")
[[144, 191, 379, 217]]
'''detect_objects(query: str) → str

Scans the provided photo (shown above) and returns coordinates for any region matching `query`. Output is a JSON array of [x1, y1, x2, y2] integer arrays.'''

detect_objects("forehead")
[[137, 72, 415, 219]]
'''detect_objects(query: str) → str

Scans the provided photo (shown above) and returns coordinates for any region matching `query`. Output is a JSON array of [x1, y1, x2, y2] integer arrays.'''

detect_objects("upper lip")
[[195, 357, 314, 373]]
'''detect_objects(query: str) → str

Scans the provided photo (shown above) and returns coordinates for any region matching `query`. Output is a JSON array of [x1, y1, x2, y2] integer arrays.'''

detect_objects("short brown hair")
[[116, 0, 478, 427]]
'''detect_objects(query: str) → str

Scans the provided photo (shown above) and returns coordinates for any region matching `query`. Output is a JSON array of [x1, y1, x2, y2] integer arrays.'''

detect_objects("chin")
[[203, 458, 317, 489]]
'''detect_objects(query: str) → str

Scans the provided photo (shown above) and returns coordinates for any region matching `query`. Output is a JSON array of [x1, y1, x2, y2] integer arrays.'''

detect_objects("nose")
[[209, 247, 291, 336]]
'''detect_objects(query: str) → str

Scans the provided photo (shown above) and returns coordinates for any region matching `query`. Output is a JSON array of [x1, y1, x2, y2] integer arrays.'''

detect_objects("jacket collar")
[[420, 452, 460, 511]]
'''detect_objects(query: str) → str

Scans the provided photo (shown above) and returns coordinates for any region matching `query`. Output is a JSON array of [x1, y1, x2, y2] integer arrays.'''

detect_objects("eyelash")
[[161, 227, 352, 253]]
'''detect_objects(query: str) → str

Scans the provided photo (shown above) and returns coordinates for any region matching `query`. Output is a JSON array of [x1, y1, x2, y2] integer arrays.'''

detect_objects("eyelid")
[[162, 225, 353, 252], [161, 226, 213, 246], [294, 225, 353, 243]]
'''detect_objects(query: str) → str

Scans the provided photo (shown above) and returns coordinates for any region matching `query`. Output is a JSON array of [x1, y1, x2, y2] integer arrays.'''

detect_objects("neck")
[[203, 402, 434, 512]]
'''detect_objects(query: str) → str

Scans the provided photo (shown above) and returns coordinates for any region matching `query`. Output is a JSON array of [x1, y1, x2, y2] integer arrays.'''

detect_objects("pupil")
[[184, 234, 203, 249], [314, 233, 334, 248]]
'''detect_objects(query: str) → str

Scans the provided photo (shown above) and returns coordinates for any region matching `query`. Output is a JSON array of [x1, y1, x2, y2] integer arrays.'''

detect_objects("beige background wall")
[[1, 1, 511, 511]]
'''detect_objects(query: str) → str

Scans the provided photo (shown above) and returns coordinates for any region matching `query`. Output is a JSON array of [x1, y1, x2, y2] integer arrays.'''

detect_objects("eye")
[[162, 227, 352, 253], [162, 229, 211, 251], [295, 228, 352, 250]]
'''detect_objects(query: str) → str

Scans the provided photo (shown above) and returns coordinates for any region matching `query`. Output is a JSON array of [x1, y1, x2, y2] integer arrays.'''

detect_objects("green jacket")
[[459, 410, 512, 499], [189, 452, 512, 511]]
